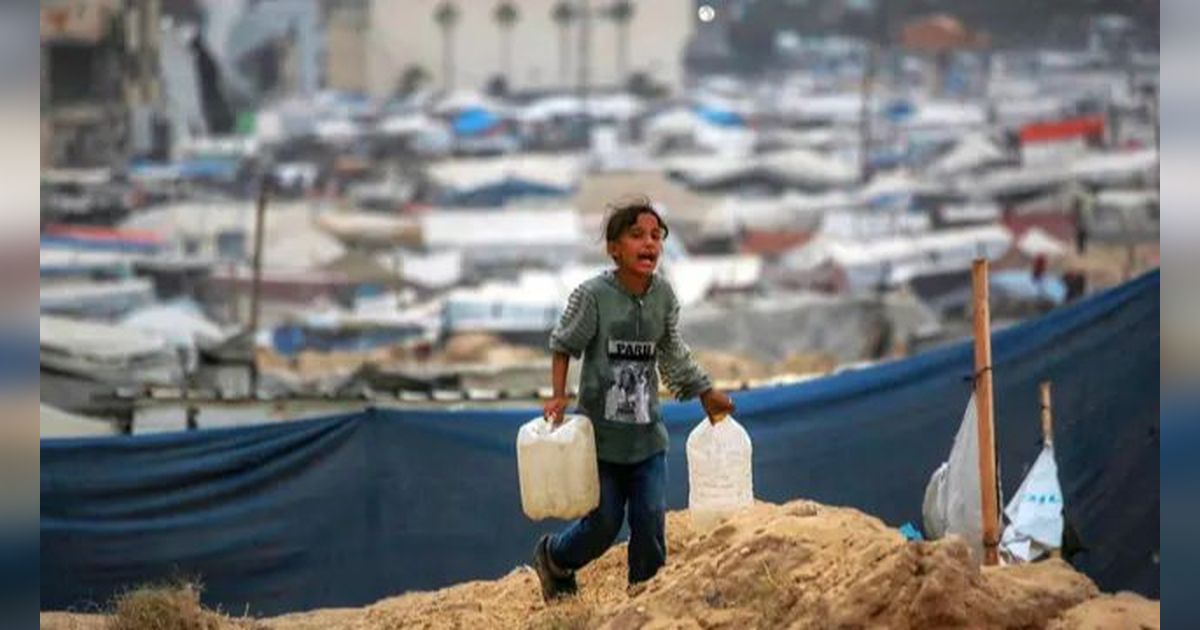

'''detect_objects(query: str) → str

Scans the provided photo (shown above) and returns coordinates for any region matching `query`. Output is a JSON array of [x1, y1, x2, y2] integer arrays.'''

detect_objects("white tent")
[[377, 249, 464, 290], [929, 134, 1007, 176], [903, 101, 987, 129], [317, 212, 421, 247], [645, 107, 756, 156], [967, 166, 1072, 198], [666, 255, 762, 304], [1070, 150, 1158, 184], [517, 93, 643, 122], [41, 247, 143, 277], [421, 209, 582, 250], [778, 93, 871, 124], [42, 315, 171, 362], [120, 300, 229, 370], [990, 97, 1072, 127], [645, 107, 700, 136], [313, 118, 363, 142], [938, 201, 1002, 225], [378, 113, 442, 136], [41, 315, 181, 384], [667, 149, 856, 190], [40, 279, 156, 319], [122, 300, 225, 345], [761, 149, 858, 187], [786, 225, 1012, 293], [123, 201, 345, 271], [699, 191, 849, 238], [41, 404, 119, 439], [1017, 228, 1070, 259], [433, 90, 505, 115], [1095, 189, 1159, 211], [819, 209, 931, 241], [426, 154, 584, 191]]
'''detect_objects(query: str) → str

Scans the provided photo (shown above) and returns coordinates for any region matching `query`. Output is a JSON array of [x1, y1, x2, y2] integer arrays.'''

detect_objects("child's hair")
[[602, 195, 670, 243]]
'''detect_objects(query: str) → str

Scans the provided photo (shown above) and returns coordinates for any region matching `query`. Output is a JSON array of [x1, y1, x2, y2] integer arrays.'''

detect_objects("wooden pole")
[[248, 177, 271, 396], [1039, 381, 1054, 447], [971, 258, 1000, 566], [577, 0, 591, 143], [858, 42, 876, 185], [1038, 380, 1063, 559]]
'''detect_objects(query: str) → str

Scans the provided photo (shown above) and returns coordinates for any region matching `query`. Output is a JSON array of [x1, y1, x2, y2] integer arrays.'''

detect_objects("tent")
[[928, 134, 1008, 176], [40, 315, 181, 387], [516, 94, 643, 123], [427, 155, 582, 192], [420, 209, 581, 251], [451, 107, 501, 136], [40, 405, 120, 439], [694, 105, 745, 128], [667, 150, 856, 192], [120, 300, 229, 369], [439, 178, 570, 208], [313, 118, 363, 143], [40, 279, 156, 319]]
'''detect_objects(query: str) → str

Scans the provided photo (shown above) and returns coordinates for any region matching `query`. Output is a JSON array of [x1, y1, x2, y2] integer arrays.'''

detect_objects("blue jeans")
[[548, 451, 667, 584]]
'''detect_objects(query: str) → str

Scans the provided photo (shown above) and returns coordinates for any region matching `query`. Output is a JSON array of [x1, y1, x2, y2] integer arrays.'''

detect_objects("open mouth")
[[636, 252, 658, 266]]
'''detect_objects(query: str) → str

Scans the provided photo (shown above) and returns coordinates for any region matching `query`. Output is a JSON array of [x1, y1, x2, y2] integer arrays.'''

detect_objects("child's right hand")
[[543, 396, 571, 425]]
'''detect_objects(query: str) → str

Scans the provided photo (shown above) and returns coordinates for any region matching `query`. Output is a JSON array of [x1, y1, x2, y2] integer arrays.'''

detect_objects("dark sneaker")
[[532, 535, 577, 601]]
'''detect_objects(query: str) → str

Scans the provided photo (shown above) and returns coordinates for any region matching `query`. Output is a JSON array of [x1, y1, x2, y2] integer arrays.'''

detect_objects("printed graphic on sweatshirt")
[[604, 340, 656, 424]]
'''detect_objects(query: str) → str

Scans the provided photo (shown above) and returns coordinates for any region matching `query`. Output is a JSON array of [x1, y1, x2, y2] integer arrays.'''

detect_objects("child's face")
[[608, 212, 663, 278]]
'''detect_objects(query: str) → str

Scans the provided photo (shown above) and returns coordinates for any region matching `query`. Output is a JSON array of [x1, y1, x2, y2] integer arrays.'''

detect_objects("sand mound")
[[693, 350, 773, 382], [41, 500, 1159, 630], [440, 333, 506, 363], [1047, 592, 1161, 630], [438, 333, 545, 365]]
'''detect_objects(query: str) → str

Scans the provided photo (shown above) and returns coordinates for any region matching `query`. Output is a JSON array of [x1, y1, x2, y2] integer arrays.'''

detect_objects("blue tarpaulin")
[[40, 236, 161, 255], [991, 270, 1068, 305], [440, 177, 571, 208], [694, 105, 745, 128], [41, 271, 1159, 615], [176, 157, 243, 182], [452, 107, 500, 136], [884, 99, 916, 122]]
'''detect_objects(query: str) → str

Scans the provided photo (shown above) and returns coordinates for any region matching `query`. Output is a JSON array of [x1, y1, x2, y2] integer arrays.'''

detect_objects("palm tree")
[[607, 1, 634, 83], [493, 2, 520, 86], [551, 1, 575, 87], [434, 1, 460, 91]]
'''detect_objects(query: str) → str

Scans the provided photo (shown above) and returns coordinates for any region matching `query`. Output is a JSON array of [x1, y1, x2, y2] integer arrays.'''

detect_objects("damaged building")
[[41, 0, 165, 168]]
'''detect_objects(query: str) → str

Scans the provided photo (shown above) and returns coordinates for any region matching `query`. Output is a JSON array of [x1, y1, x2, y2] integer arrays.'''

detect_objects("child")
[[533, 198, 734, 600]]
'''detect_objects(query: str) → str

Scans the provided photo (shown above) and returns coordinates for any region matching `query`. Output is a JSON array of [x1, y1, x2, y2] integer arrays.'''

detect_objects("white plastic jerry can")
[[516, 414, 601, 521], [686, 415, 754, 532]]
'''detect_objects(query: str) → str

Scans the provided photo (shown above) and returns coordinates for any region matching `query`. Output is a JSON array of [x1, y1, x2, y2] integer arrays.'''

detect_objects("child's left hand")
[[700, 388, 735, 423]]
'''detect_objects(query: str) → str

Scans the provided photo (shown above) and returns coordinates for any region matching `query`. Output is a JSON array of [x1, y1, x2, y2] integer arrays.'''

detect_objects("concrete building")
[[366, 0, 693, 97], [41, 0, 164, 168], [324, 0, 370, 93], [202, 0, 323, 101]]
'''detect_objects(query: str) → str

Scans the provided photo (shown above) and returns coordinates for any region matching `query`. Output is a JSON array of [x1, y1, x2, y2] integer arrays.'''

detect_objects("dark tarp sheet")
[[42, 270, 1159, 615]]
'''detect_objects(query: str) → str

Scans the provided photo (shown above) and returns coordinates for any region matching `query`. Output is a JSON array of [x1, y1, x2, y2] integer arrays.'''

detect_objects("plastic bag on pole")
[[1000, 444, 1064, 562]]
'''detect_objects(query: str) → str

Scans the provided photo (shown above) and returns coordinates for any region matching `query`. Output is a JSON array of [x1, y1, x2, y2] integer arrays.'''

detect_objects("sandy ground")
[[41, 500, 1159, 630]]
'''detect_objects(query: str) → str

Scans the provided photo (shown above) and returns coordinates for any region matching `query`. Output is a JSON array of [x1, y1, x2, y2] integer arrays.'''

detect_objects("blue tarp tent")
[[694, 105, 745, 128], [440, 177, 571, 208], [451, 107, 500, 136], [176, 157, 243, 182], [991, 270, 1067, 305], [41, 270, 1159, 615], [884, 99, 916, 123]]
